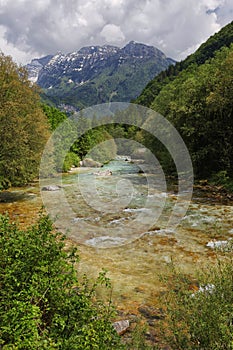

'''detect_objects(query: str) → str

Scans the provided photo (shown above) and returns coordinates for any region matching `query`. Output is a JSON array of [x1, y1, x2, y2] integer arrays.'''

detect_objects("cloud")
[[215, 0, 233, 25], [0, 0, 232, 64], [100, 24, 125, 43]]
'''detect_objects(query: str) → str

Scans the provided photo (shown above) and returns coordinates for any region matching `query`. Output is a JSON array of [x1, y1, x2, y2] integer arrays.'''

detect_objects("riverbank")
[[194, 180, 233, 204], [1, 169, 233, 348]]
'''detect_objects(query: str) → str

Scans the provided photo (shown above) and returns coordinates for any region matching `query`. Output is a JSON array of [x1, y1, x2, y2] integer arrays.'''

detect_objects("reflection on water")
[[0, 159, 233, 312]]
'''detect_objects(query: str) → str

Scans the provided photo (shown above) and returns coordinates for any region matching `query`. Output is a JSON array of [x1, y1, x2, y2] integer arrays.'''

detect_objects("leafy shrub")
[[0, 176, 11, 190], [211, 170, 233, 192], [63, 151, 80, 172], [0, 213, 123, 349], [158, 256, 233, 349]]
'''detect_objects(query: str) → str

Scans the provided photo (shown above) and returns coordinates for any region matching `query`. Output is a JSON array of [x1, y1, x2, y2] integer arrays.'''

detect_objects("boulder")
[[42, 185, 61, 191], [112, 320, 130, 335], [80, 158, 103, 168]]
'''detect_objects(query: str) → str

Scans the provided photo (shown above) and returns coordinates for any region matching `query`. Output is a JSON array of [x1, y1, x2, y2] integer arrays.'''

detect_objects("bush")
[[210, 170, 233, 192], [158, 254, 233, 349], [63, 151, 80, 172], [0, 176, 11, 190], [0, 213, 123, 349]]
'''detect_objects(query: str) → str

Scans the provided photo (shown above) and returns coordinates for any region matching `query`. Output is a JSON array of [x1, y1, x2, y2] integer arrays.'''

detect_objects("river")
[[1, 158, 233, 314]]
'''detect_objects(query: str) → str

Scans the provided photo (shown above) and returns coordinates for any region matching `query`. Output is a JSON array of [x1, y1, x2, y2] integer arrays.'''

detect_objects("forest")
[[136, 21, 233, 186]]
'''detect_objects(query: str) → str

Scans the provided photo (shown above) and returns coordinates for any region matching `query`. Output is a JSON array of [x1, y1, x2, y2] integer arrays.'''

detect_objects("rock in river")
[[42, 185, 61, 191], [93, 169, 112, 176], [80, 158, 103, 167]]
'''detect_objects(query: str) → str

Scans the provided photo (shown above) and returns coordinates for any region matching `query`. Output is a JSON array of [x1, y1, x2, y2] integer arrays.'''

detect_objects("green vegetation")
[[42, 104, 67, 131], [135, 21, 233, 182], [0, 55, 119, 185], [0, 53, 50, 189], [42, 104, 81, 172], [152, 46, 233, 178], [0, 213, 123, 349], [157, 252, 233, 349], [136, 20, 233, 108], [151, 45, 233, 179], [210, 170, 233, 192]]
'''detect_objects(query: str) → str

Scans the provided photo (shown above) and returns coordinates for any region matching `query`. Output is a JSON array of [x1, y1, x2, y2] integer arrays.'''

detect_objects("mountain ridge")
[[26, 41, 175, 109]]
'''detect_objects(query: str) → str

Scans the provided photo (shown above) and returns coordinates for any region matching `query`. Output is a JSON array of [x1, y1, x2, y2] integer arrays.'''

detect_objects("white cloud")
[[100, 24, 125, 43], [0, 0, 232, 64]]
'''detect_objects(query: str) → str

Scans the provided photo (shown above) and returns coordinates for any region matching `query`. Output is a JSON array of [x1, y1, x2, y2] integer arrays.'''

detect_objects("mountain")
[[26, 41, 175, 109], [26, 55, 53, 83], [135, 20, 233, 107]]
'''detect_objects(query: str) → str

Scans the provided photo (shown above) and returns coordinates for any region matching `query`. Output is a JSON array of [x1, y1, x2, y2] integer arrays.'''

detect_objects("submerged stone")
[[42, 185, 61, 191]]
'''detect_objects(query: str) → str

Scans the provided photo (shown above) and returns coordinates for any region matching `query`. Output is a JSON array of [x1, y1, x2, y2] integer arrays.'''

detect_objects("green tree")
[[0, 53, 50, 188], [72, 119, 117, 163], [42, 104, 67, 131], [40, 105, 82, 173], [146, 45, 233, 179]]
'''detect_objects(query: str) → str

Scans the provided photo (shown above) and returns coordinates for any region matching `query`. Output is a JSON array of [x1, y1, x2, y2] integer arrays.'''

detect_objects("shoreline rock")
[[80, 158, 103, 168], [113, 320, 130, 335]]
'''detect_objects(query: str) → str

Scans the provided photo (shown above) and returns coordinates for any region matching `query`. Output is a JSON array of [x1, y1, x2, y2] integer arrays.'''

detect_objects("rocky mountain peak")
[[121, 41, 161, 58], [25, 41, 175, 108]]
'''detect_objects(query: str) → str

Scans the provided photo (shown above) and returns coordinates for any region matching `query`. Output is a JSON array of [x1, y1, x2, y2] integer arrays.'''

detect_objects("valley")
[[1, 18, 233, 349], [1, 160, 233, 311]]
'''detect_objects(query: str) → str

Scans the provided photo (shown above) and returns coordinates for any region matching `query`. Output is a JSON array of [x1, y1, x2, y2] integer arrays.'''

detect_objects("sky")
[[0, 0, 232, 65]]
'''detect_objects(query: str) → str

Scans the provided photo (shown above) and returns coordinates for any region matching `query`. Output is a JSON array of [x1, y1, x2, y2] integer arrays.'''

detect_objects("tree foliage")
[[0, 53, 50, 189], [135, 42, 233, 180], [42, 104, 67, 131], [72, 127, 117, 164], [151, 45, 233, 178], [134, 21, 233, 181], [0, 213, 123, 349]]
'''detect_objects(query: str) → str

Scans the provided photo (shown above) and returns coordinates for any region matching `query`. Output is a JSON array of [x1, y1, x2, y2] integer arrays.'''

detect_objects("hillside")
[[136, 20, 233, 107], [135, 20, 233, 180], [26, 41, 175, 109]]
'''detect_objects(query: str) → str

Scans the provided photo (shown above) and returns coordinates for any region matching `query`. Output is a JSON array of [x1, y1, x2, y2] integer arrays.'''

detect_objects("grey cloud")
[[0, 0, 232, 64], [215, 0, 233, 25]]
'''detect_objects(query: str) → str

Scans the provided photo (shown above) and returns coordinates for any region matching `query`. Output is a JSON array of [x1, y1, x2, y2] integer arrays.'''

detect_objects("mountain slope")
[[26, 41, 175, 109], [135, 20, 233, 107], [26, 55, 53, 83], [135, 20, 233, 180]]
